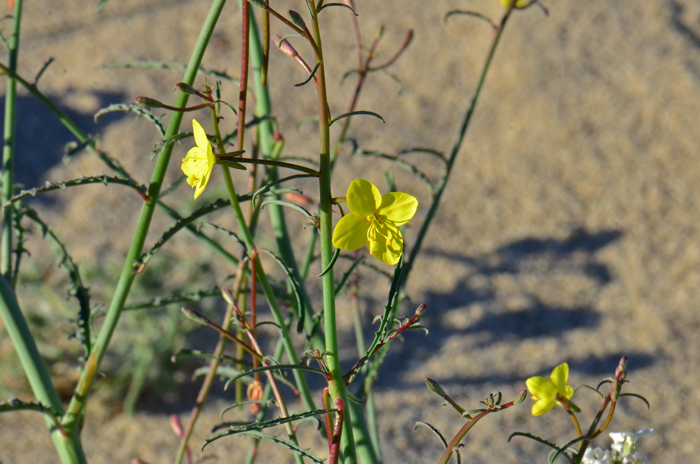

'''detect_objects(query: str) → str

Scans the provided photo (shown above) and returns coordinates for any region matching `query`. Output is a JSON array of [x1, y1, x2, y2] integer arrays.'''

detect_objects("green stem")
[[214, 116, 317, 414], [308, 3, 357, 463], [61, 0, 229, 433], [0, 2, 86, 462], [0, 277, 87, 464], [246, 6, 325, 351], [1, 0, 22, 280], [401, 7, 513, 290]]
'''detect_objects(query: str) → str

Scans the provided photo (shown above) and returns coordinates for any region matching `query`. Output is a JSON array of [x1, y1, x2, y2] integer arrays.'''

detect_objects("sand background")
[[2, 0, 700, 462]]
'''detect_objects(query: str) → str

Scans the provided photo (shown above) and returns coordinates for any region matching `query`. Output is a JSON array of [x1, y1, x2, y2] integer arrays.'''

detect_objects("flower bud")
[[513, 389, 527, 404], [425, 378, 447, 399], [273, 35, 298, 58], [415, 303, 427, 319], [175, 83, 198, 95], [135, 96, 164, 108], [288, 10, 307, 29], [181, 307, 210, 326]]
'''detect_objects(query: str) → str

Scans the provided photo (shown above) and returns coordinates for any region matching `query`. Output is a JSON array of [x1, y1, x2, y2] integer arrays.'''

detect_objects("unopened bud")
[[425, 378, 447, 398], [615, 355, 628, 381], [513, 389, 527, 404], [288, 10, 307, 29], [175, 83, 198, 95], [248, 380, 264, 415], [181, 307, 210, 326], [273, 35, 298, 58], [415, 303, 427, 319], [135, 96, 164, 108]]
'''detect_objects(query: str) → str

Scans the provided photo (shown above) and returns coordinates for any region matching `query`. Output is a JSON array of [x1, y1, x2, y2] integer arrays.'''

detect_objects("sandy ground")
[[2, 0, 700, 462]]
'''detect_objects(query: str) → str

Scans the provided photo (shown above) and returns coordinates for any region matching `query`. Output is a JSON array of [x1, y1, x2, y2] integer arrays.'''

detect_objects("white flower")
[[609, 429, 654, 456], [582, 447, 616, 464], [622, 452, 648, 464]]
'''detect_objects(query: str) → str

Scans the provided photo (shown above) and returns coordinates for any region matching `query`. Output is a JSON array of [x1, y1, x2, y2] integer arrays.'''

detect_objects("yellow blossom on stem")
[[181, 119, 216, 199], [332, 179, 418, 265], [525, 362, 574, 416]]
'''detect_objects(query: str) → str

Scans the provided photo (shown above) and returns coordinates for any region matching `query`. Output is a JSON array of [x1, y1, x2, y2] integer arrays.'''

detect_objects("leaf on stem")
[[414, 421, 448, 448], [4, 175, 146, 208], [94, 103, 166, 138], [618, 392, 650, 409], [444, 10, 497, 29], [295, 62, 321, 87], [330, 110, 385, 126], [202, 408, 337, 449], [317, 247, 340, 277], [317, 2, 357, 15]]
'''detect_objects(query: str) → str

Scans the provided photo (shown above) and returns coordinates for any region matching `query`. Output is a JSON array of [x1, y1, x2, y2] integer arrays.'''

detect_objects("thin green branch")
[[60, 0, 230, 435]]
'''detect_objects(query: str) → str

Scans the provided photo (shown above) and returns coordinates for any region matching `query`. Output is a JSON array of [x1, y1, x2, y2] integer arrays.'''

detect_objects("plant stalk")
[[60, 0, 229, 434]]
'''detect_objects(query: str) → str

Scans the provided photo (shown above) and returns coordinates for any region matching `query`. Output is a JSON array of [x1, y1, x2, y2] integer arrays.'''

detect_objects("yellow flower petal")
[[526, 376, 556, 400], [192, 119, 210, 151], [333, 212, 370, 251], [368, 222, 403, 265], [377, 192, 418, 225], [347, 179, 381, 216], [551, 363, 570, 397], [531, 397, 557, 416]]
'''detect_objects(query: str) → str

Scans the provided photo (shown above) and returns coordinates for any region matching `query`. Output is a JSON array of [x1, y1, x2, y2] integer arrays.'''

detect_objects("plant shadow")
[[361, 227, 658, 390], [2, 91, 128, 197]]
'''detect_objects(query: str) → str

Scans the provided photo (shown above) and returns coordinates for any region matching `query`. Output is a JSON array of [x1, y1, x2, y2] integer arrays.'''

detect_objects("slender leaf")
[[330, 110, 385, 126], [414, 421, 448, 448], [94, 103, 166, 138], [317, 247, 340, 277], [295, 62, 321, 87], [508, 431, 560, 450], [574, 384, 605, 400], [318, 2, 357, 15], [4, 175, 145, 207], [549, 436, 587, 464], [260, 199, 314, 220], [445, 10, 497, 29], [619, 393, 650, 409], [202, 408, 337, 449]]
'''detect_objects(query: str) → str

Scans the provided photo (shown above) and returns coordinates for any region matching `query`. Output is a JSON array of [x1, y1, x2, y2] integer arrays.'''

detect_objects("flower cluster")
[[582, 429, 653, 464]]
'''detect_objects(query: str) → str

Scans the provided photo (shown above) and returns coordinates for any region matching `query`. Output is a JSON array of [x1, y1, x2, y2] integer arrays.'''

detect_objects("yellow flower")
[[500, 0, 529, 8], [332, 179, 418, 265], [182, 119, 216, 199], [525, 362, 574, 416]]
